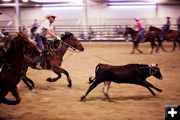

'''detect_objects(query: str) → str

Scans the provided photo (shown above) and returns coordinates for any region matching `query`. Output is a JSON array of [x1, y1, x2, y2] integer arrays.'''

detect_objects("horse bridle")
[[58, 36, 82, 52]]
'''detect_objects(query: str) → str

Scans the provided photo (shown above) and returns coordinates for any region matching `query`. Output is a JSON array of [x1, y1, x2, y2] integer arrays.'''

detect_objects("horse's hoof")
[[158, 89, 163, 92], [47, 78, 52, 82], [67, 84, 72, 88], [80, 96, 86, 102]]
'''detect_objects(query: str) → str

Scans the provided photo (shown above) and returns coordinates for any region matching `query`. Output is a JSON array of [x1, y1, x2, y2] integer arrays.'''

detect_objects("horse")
[[149, 26, 180, 51], [22, 32, 84, 90], [124, 27, 158, 54], [0, 32, 40, 105]]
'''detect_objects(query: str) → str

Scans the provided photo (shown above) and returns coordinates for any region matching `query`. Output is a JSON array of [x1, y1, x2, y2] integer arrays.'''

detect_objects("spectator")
[[87, 26, 95, 40], [79, 31, 85, 40]]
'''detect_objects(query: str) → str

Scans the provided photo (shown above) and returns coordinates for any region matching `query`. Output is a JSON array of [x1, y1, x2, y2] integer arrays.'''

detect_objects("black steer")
[[81, 63, 163, 102]]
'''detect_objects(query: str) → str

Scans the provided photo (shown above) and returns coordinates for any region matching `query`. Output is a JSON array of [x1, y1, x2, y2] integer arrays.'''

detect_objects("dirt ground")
[[0, 42, 180, 120]]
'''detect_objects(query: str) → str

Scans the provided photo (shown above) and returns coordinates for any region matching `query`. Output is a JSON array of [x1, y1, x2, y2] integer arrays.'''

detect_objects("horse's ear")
[[65, 31, 73, 36], [16, 32, 23, 37]]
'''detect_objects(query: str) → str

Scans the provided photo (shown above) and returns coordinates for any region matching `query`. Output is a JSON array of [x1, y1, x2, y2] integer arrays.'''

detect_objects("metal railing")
[[0, 24, 179, 42]]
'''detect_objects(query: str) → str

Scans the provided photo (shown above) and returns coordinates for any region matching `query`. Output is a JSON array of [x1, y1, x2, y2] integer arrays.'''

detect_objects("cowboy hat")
[[45, 14, 57, 19]]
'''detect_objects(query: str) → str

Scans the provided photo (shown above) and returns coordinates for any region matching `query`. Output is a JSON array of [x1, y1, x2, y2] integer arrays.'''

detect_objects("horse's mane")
[[149, 26, 161, 31], [127, 27, 136, 31], [61, 32, 73, 41]]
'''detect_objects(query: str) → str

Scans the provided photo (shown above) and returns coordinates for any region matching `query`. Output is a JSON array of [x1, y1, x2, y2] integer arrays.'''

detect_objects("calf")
[[80, 63, 163, 102]]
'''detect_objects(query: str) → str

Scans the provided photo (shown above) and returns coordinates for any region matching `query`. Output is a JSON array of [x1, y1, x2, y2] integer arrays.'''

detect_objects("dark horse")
[[22, 32, 84, 90], [149, 26, 180, 51], [124, 27, 159, 54], [0, 33, 40, 105]]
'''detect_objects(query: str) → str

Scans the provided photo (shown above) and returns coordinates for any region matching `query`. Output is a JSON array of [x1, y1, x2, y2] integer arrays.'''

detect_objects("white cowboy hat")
[[45, 14, 57, 19]]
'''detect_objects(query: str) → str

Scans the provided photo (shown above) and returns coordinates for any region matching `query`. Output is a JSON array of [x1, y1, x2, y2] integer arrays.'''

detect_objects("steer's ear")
[[155, 64, 158, 67], [151, 64, 158, 67]]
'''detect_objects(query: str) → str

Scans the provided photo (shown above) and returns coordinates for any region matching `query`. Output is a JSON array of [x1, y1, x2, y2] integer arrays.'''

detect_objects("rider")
[[135, 18, 144, 42], [161, 17, 171, 34], [35, 14, 60, 69], [160, 17, 171, 41]]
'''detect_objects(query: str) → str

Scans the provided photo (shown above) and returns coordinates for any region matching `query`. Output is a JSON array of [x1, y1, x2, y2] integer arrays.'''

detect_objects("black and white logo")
[[165, 105, 180, 120]]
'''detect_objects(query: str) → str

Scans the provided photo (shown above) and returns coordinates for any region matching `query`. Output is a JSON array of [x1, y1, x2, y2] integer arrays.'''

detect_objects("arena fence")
[[0, 24, 179, 42]]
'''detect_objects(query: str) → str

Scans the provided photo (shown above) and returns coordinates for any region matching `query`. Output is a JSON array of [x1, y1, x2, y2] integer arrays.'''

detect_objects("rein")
[[58, 36, 82, 53]]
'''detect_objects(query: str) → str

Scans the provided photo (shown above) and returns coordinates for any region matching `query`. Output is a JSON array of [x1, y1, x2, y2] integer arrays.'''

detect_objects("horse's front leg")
[[0, 87, 21, 105], [172, 39, 176, 51], [10, 87, 21, 104], [47, 66, 72, 88], [22, 75, 35, 91]]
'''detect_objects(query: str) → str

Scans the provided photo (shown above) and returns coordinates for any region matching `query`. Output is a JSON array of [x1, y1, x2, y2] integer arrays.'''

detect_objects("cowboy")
[[135, 18, 144, 42], [163, 17, 171, 34], [35, 14, 60, 69]]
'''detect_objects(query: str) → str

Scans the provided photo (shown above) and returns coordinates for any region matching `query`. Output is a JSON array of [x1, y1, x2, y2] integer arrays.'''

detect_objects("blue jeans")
[[35, 34, 45, 64], [138, 28, 144, 41]]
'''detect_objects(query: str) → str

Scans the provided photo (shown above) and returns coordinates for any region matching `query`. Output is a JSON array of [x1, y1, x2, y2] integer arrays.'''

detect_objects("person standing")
[[135, 18, 144, 42], [35, 14, 60, 69]]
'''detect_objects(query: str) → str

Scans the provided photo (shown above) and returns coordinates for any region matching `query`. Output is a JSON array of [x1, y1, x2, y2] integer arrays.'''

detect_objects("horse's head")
[[61, 32, 84, 52], [3, 32, 40, 56], [149, 64, 163, 80], [124, 27, 136, 37], [17, 32, 40, 55]]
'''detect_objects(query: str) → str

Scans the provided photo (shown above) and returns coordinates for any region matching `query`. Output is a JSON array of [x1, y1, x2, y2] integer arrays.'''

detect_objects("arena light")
[[108, 2, 156, 5], [108, 2, 156, 9], [30, 0, 64, 2], [21, 0, 29, 2], [2, 0, 11, 1], [31, 0, 82, 4], [41, 6, 83, 10]]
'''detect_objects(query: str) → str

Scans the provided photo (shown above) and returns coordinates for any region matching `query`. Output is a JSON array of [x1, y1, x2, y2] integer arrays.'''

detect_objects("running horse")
[[124, 27, 158, 54], [22, 32, 84, 90], [0, 32, 40, 105], [149, 26, 180, 51]]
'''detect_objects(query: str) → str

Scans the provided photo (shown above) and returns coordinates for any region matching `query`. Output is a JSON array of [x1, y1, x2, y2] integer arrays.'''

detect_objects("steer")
[[80, 63, 163, 102]]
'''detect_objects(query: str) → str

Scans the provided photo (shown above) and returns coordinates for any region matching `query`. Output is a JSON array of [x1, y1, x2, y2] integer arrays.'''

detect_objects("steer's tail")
[[88, 76, 95, 84], [88, 63, 103, 84]]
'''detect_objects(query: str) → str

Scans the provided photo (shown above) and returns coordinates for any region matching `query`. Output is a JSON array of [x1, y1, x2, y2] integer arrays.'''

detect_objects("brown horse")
[[0, 32, 40, 105], [22, 32, 84, 90], [149, 26, 180, 51], [124, 27, 158, 54]]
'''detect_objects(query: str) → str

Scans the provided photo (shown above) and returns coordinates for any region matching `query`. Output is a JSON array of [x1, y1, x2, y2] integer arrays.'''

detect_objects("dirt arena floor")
[[0, 42, 180, 120]]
